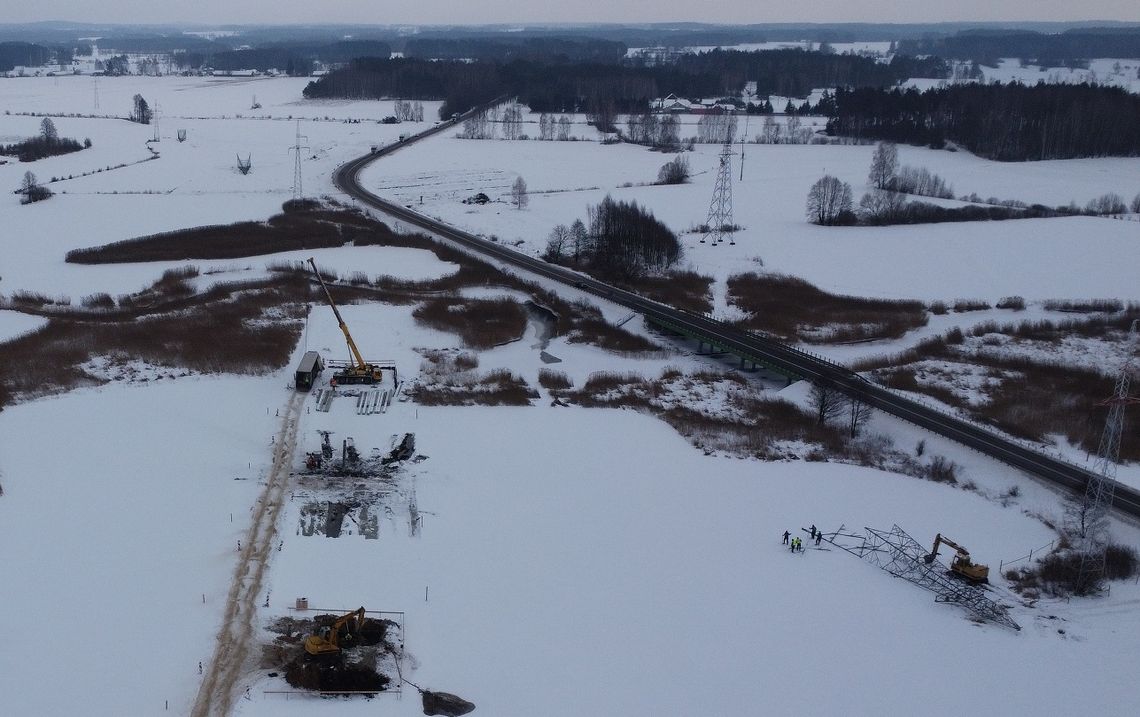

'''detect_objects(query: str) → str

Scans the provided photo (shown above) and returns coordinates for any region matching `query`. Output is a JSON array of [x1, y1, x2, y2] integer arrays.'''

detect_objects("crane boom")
[[307, 257, 369, 372]]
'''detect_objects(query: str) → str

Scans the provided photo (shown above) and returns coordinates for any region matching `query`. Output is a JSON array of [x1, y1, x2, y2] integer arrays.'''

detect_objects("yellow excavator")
[[304, 607, 367, 658], [307, 257, 384, 385], [924, 533, 990, 583]]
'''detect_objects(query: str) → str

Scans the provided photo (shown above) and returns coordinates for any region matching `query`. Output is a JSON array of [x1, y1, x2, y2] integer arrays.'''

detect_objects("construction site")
[[195, 256, 1137, 715]]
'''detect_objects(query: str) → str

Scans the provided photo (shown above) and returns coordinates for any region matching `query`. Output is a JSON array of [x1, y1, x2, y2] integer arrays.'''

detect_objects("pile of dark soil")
[[285, 660, 390, 693]]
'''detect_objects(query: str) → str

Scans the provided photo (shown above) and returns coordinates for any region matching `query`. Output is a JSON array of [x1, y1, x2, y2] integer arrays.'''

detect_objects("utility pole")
[[152, 102, 160, 142]]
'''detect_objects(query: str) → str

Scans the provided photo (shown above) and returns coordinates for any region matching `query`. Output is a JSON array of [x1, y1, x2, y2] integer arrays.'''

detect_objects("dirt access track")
[[191, 390, 305, 717]]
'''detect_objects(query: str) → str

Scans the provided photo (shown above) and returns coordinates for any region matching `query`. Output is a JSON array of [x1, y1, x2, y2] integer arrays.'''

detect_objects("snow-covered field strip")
[[0, 76, 1139, 717]]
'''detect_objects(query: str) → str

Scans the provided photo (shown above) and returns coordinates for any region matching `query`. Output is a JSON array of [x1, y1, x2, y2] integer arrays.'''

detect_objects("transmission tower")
[[1075, 319, 1140, 590], [701, 141, 735, 246], [289, 121, 310, 201], [92, 76, 99, 111]]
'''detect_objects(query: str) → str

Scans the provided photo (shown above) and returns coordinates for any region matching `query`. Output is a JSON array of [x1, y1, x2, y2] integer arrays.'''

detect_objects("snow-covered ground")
[[0, 309, 46, 341], [1, 76, 1139, 717], [903, 57, 1140, 94], [981, 57, 1140, 94], [361, 123, 1140, 304], [0, 78, 443, 298]]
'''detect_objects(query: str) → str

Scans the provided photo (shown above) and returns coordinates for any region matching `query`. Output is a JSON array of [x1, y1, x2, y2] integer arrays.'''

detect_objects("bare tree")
[[785, 114, 803, 144], [511, 176, 528, 209], [656, 155, 690, 185], [846, 396, 874, 438], [19, 171, 51, 204], [805, 175, 854, 225], [544, 224, 571, 260], [656, 115, 679, 149], [858, 189, 907, 223], [760, 115, 780, 144], [40, 117, 58, 143], [557, 116, 571, 141], [809, 382, 845, 426], [569, 219, 588, 261], [131, 94, 152, 124], [1131, 192, 1140, 214], [502, 104, 524, 140], [868, 141, 898, 190], [1086, 192, 1126, 215]]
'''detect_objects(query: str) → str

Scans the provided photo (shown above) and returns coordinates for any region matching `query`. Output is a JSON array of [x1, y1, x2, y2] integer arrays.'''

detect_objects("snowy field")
[[0, 309, 46, 341], [980, 58, 1140, 94], [903, 58, 1140, 94], [0, 77, 443, 298], [361, 122, 1140, 304], [1, 76, 1139, 717], [3, 286, 1140, 716]]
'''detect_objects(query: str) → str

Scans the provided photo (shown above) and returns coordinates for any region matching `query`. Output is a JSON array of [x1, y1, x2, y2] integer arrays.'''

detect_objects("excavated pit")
[[266, 614, 400, 695]]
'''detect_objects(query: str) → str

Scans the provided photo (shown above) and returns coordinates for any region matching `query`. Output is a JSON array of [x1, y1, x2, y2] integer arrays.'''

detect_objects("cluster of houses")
[[652, 93, 739, 114]]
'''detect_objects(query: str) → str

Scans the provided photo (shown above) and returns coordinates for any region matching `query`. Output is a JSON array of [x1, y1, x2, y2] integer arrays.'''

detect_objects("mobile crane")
[[307, 257, 385, 385], [924, 533, 990, 583], [304, 607, 367, 658]]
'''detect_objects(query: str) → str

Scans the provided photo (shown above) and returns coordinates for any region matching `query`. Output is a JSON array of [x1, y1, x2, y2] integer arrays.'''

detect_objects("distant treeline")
[[207, 40, 392, 74], [305, 49, 946, 118], [676, 48, 948, 98], [0, 41, 52, 71], [404, 37, 627, 64], [899, 29, 1140, 67], [0, 36, 390, 75], [828, 83, 1140, 160]]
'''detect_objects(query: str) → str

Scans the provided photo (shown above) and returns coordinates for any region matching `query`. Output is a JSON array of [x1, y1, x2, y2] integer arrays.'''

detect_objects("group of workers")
[[782, 524, 824, 552]]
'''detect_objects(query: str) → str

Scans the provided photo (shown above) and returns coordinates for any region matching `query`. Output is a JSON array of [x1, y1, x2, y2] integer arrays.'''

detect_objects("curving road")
[[333, 113, 1140, 521]]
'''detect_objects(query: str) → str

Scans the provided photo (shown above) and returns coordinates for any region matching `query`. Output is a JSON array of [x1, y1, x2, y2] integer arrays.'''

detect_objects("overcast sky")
[[8, 1, 1140, 27]]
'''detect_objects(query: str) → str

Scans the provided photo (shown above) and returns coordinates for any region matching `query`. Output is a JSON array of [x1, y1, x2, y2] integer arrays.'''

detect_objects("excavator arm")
[[307, 257, 369, 372], [927, 533, 970, 562], [304, 606, 367, 657], [925, 533, 989, 583]]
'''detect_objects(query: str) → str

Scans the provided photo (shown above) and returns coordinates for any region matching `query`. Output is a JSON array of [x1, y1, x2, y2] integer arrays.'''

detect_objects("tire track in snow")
[[191, 390, 304, 717]]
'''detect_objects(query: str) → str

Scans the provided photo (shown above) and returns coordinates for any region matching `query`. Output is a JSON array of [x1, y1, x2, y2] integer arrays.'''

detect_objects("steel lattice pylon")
[[701, 143, 735, 246], [1076, 320, 1140, 589], [831, 524, 1020, 630], [290, 120, 310, 201]]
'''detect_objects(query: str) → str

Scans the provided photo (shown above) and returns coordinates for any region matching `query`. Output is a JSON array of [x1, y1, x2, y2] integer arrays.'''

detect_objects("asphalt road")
[[333, 112, 1140, 521]]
